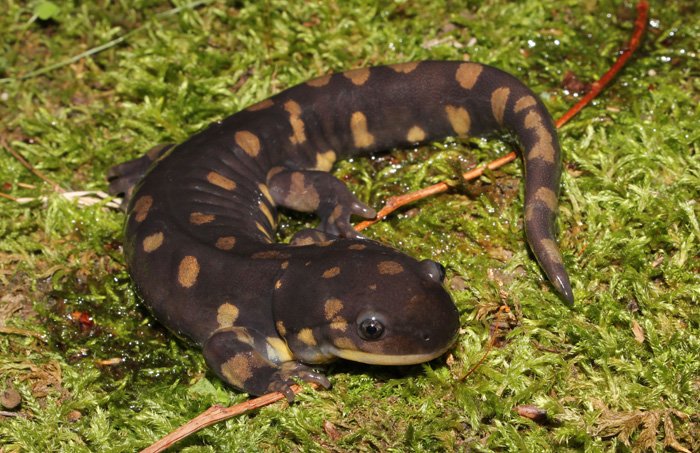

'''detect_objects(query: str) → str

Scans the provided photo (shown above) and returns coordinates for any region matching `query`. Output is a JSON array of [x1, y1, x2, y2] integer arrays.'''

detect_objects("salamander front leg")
[[202, 327, 331, 401], [267, 168, 376, 239]]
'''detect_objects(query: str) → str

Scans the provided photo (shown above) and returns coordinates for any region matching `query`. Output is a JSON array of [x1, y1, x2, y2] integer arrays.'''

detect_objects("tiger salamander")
[[108, 61, 572, 401]]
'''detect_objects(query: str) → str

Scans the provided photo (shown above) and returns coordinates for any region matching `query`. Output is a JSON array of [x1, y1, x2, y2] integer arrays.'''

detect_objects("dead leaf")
[[514, 404, 548, 423], [593, 402, 693, 452], [323, 419, 341, 441], [632, 321, 645, 343], [663, 412, 691, 453]]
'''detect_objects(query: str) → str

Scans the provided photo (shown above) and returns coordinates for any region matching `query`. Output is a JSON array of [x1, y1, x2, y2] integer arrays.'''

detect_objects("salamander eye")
[[436, 263, 446, 282], [358, 317, 385, 340], [420, 259, 447, 283]]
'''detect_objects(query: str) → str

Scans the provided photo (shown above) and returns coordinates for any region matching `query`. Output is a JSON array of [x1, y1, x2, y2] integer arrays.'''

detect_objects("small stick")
[[0, 326, 48, 343], [0, 411, 29, 418], [355, 153, 517, 231], [140, 383, 317, 453], [1, 135, 64, 193]]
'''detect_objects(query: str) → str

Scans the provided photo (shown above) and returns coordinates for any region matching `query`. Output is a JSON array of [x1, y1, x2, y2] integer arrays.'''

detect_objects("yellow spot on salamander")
[[343, 67, 370, 85], [190, 212, 215, 225], [524, 111, 556, 163], [535, 186, 559, 211], [287, 172, 320, 211], [217, 303, 239, 328], [221, 356, 252, 388], [284, 100, 306, 145], [491, 87, 510, 126], [266, 166, 284, 180], [267, 337, 294, 362], [330, 317, 348, 332], [298, 328, 317, 346], [259, 202, 276, 228], [258, 184, 273, 204], [514, 95, 537, 113], [322, 267, 340, 278], [455, 63, 483, 90], [314, 150, 337, 172], [235, 131, 261, 157], [307, 74, 331, 87], [251, 250, 292, 259], [276, 321, 287, 336], [292, 236, 315, 246], [142, 232, 164, 253], [348, 244, 366, 250], [325, 298, 343, 319], [445, 105, 470, 136], [247, 99, 274, 111], [525, 187, 559, 228], [539, 238, 564, 264], [133, 196, 153, 222], [215, 236, 236, 250], [207, 172, 236, 190], [327, 205, 343, 224], [178, 256, 199, 288], [350, 111, 375, 148], [389, 61, 420, 73], [330, 316, 348, 332], [256, 222, 272, 242], [275, 280, 282, 290], [333, 337, 355, 350], [281, 261, 289, 269], [378, 261, 404, 275], [406, 125, 426, 142], [235, 329, 254, 345]]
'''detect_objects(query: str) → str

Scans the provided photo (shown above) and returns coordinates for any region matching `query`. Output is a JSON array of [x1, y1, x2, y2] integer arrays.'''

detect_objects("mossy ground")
[[1, 0, 699, 451]]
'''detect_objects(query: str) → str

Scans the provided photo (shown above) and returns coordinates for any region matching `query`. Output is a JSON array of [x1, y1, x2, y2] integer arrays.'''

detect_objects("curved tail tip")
[[554, 275, 575, 305]]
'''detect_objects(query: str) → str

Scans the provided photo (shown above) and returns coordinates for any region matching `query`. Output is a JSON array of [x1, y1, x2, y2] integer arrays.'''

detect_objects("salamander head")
[[271, 240, 460, 365]]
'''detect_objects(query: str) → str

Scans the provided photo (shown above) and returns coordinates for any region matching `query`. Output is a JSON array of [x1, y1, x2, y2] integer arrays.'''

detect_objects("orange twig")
[[555, 0, 649, 129], [140, 383, 317, 453], [355, 1, 648, 232], [355, 153, 517, 231]]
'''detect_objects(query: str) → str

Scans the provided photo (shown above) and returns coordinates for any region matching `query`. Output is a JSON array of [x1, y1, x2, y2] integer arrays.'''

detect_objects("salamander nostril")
[[423, 334, 430, 342]]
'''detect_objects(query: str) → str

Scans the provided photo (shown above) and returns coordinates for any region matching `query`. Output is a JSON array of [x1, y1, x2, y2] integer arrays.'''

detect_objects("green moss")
[[1, 0, 699, 451]]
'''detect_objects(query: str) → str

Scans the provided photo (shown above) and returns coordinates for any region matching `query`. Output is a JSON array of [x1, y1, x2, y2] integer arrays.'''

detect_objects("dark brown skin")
[[108, 61, 572, 401]]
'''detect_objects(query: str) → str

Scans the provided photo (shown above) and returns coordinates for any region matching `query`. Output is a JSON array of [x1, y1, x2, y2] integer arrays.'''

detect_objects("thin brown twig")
[[140, 383, 317, 453], [0, 411, 30, 418], [0, 192, 19, 201], [0, 326, 48, 343], [0, 134, 64, 193]]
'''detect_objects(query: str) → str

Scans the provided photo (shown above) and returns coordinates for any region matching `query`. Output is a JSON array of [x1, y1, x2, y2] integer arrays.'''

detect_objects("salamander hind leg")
[[267, 168, 376, 239], [107, 144, 175, 209], [202, 327, 331, 402]]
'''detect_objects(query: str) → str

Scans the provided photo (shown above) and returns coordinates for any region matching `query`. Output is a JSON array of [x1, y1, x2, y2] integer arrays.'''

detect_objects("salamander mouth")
[[327, 344, 454, 366]]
